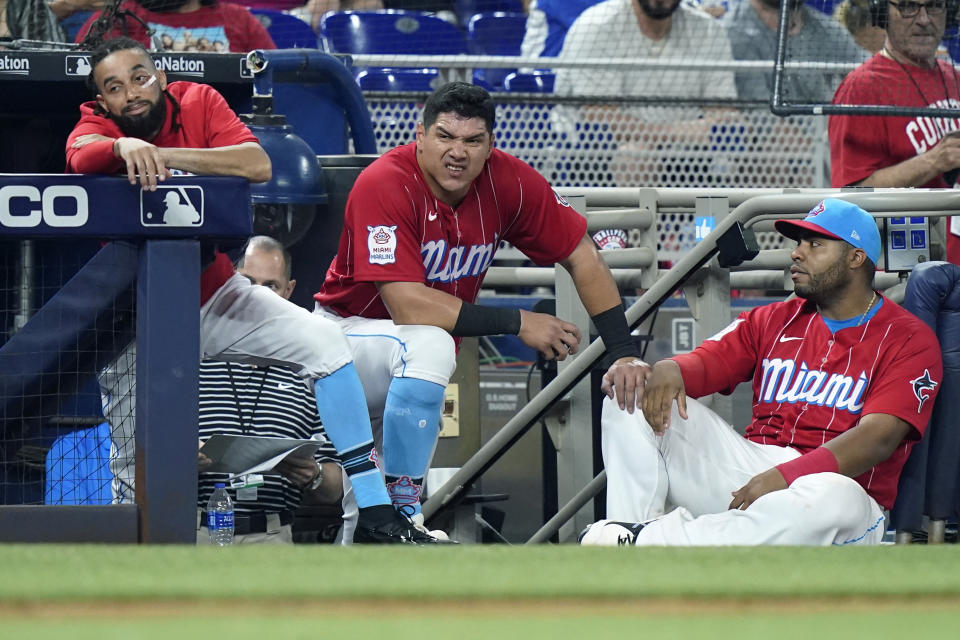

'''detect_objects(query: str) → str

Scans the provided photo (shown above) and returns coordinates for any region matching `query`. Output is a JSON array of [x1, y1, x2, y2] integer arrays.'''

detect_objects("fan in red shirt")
[[65, 37, 436, 545], [75, 0, 275, 52], [829, 0, 960, 262], [580, 199, 943, 547]]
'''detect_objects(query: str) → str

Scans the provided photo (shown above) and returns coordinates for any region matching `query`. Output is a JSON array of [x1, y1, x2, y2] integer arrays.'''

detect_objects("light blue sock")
[[382, 377, 445, 517], [313, 363, 390, 509]]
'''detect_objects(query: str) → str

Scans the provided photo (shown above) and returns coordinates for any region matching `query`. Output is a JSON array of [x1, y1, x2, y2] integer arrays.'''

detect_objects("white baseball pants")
[[313, 306, 457, 424], [602, 396, 886, 546], [202, 274, 354, 378]]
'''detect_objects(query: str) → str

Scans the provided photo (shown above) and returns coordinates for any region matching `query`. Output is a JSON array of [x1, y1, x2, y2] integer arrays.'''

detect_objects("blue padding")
[[45, 422, 112, 506]]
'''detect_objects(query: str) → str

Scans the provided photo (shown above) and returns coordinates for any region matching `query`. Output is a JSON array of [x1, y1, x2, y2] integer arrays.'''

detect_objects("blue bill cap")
[[775, 199, 881, 265]]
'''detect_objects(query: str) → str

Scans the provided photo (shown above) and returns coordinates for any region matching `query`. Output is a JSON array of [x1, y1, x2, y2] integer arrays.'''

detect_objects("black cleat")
[[353, 505, 454, 544]]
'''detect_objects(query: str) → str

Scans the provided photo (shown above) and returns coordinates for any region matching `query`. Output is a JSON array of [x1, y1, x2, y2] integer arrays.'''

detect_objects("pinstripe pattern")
[[197, 360, 337, 514]]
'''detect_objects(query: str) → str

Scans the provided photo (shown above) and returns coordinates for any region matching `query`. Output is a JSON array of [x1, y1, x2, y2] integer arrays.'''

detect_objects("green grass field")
[[1, 545, 958, 639]]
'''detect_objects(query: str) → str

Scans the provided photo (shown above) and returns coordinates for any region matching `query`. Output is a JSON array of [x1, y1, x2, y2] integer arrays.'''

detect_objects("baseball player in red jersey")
[[314, 82, 648, 540], [581, 199, 943, 546], [67, 38, 435, 544]]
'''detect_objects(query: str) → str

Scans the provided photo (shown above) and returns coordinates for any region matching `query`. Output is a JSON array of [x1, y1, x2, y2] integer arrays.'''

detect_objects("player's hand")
[[517, 309, 581, 361], [71, 133, 115, 148], [197, 438, 212, 471], [113, 137, 171, 191], [640, 359, 687, 434], [275, 456, 320, 488], [601, 357, 651, 414], [729, 468, 788, 511]]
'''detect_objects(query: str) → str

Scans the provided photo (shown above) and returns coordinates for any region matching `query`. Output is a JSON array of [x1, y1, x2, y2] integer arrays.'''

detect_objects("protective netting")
[[774, 0, 960, 116], [367, 98, 816, 256], [0, 240, 132, 506]]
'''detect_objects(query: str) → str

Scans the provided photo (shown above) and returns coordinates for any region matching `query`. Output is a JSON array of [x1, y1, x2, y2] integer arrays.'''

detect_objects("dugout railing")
[[0, 175, 251, 543], [420, 188, 959, 543]]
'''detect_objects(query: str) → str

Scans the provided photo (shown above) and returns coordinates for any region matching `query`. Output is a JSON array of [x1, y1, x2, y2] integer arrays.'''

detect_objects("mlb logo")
[[140, 186, 204, 227], [65, 55, 92, 77], [240, 58, 254, 78]]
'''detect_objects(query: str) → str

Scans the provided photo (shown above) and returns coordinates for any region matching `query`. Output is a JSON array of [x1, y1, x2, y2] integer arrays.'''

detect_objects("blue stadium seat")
[[454, 0, 524, 26], [945, 28, 960, 64], [805, 0, 840, 15], [356, 67, 440, 92], [503, 71, 555, 93], [467, 12, 526, 90], [319, 10, 468, 55], [250, 8, 319, 49], [467, 11, 525, 55]]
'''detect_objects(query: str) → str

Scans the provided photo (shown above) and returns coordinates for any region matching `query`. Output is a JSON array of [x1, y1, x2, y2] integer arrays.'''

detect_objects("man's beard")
[[638, 0, 682, 20], [793, 254, 848, 306], [110, 93, 167, 140]]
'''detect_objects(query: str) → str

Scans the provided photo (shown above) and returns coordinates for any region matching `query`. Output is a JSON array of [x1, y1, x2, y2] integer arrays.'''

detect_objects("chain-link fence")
[[0, 240, 133, 507]]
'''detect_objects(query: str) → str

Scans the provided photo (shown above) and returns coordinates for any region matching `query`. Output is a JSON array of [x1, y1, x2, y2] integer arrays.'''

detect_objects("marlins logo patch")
[[910, 369, 938, 413], [592, 229, 627, 250], [367, 224, 397, 265], [386, 475, 422, 506], [808, 201, 825, 217]]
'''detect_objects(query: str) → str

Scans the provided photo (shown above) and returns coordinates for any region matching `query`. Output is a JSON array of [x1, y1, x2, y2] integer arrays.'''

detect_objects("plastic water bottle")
[[206, 483, 234, 546]]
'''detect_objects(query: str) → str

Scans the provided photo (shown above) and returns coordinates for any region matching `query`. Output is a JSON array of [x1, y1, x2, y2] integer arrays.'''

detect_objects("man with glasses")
[[829, 0, 960, 262]]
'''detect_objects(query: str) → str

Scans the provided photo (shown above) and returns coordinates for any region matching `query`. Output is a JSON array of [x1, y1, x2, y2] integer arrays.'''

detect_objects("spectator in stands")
[[1, 0, 102, 41], [555, 0, 736, 104], [74, 0, 275, 52], [520, 0, 602, 58], [195, 236, 343, 545], [833, 0, 886, 53], [68, 37, 427, 544], [725, 0, 867, 103], [829, 0, 960, 262], [552, 0, 737, 186]]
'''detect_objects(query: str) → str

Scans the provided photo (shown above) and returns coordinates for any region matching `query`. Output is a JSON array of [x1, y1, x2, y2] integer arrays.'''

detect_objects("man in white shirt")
[[552, 0, 738, 187], [554, 0, 737, 100]]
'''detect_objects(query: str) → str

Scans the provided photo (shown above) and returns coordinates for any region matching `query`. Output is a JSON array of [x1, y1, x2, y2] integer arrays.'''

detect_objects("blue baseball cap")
[[775, 199, 881, 265]]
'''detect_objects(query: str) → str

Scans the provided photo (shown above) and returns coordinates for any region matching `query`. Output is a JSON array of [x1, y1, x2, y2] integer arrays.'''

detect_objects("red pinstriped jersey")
[[671, 296, 942, 509], [314, 143, 587, 318]]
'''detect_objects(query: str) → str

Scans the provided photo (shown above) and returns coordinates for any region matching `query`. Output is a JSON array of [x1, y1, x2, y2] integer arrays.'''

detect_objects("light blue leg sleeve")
[[382, 377, 445, 517], [314, 363, 390, 509]]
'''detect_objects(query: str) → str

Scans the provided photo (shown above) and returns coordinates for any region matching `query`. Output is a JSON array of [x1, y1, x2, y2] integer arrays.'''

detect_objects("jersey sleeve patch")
[[911, 369, 938, 414], [367, 224, 398, 265]]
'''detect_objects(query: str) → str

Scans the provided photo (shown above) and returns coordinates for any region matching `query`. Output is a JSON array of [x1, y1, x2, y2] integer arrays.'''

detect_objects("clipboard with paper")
[[199, 434, 322, 479]]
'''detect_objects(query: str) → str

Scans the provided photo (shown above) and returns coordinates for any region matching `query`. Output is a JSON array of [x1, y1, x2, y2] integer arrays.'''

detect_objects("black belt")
[[201, 510, 295, 535]]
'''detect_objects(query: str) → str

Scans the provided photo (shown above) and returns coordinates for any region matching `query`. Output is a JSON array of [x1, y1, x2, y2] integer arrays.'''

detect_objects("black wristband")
[[452, 302, 522, 337], [591, 305, 639, 361]]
